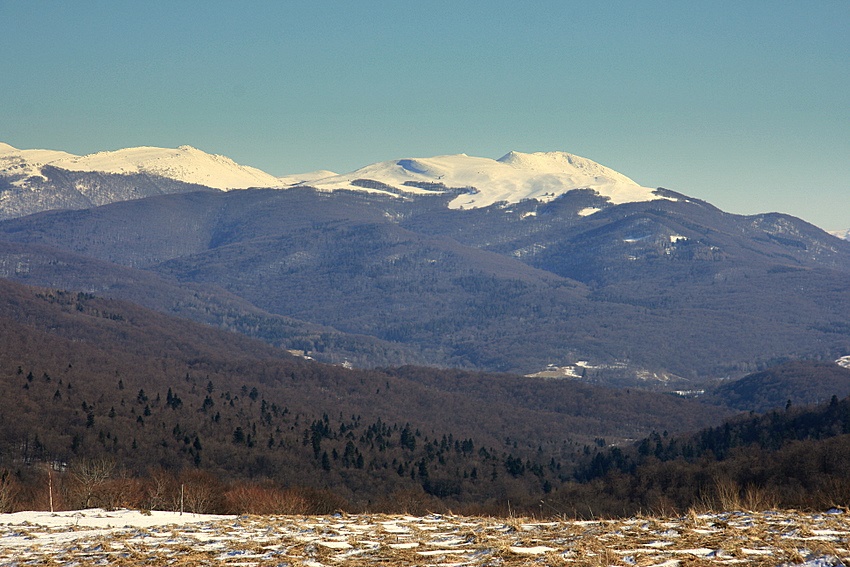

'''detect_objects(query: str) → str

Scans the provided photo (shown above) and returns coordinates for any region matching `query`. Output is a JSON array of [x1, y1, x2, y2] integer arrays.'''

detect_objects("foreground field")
[[0, 508, 847, 566]]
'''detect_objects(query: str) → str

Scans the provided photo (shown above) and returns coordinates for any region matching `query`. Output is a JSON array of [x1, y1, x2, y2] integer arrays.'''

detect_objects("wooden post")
[[180, 483, 184, 516], [48, 464, 54, 514]]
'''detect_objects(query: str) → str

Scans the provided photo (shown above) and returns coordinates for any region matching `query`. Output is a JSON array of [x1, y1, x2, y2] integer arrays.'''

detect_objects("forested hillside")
[[2, 188, 849, 383], [552, 383, 850, 517], [0, 279, 730, 514], [704, 360, 850, 412]]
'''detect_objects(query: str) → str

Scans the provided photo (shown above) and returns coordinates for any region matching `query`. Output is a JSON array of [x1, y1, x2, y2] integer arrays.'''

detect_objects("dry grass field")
[[1, 508, 848, 566]]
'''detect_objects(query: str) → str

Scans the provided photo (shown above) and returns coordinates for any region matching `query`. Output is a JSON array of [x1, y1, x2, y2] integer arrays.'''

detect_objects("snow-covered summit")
[[305, 150, 664, 210], [50, 145, 282, 190], [0, 143, 281, 190], [1, 143, 666, 217], [497, 150, 635, 183]]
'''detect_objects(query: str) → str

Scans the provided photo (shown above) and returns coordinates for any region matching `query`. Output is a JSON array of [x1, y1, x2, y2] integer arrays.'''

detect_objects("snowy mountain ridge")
[[0, 143, 281, 190], [1, 143, 666, 216], [303, 150, 665, 210]]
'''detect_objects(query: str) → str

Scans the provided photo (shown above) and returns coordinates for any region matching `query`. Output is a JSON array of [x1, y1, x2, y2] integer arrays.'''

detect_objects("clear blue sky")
[[1, 1, 848, 230]]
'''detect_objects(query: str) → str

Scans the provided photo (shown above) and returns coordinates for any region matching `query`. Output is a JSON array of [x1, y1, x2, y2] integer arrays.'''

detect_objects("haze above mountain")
[[1, 141, 849, 386]]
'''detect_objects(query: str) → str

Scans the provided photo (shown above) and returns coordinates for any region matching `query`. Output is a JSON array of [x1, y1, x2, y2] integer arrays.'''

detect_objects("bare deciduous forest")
[[2, 279, 850, 516]]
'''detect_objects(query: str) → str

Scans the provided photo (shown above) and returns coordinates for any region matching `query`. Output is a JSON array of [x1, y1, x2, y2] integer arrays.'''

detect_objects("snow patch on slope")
[[829, 229, 850, 241], [306, 150, 664, 210], [278, 170, 337, 187]]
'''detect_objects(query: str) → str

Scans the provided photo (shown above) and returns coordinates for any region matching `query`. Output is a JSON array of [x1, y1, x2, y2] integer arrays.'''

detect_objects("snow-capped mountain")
[[0, 143, 671, 220], [0, 143, 281, 190], [0, 143, 298, 220], [304, 151, 665, 210], [2, 142, 850, 383]]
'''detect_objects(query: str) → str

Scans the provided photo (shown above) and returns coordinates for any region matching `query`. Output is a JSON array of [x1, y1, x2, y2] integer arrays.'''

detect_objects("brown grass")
[[2, 510, 849, 566]]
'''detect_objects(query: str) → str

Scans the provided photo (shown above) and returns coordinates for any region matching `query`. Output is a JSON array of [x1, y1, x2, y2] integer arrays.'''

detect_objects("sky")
[[1, 1, 848, 230]]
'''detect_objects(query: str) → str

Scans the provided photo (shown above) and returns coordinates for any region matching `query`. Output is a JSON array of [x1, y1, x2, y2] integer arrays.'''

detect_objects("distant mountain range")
[[1, 143, 672, 219], [1, 142, 849, 387]]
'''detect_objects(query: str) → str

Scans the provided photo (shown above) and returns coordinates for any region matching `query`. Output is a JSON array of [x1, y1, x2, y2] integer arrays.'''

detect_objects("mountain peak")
[[498, 151, 641, 185], [49, 145, 281, 190], [308, 151, 661, 210]]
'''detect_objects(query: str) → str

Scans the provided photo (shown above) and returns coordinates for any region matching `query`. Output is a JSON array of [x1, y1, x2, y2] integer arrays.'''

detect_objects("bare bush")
[[223, 482, 310, 515], [372, 488, 443, 516], [816, 476, 850, 509], [144, 467, 180, 512], [700, 475, 778, 512], [741, 483, 778, 511], [180, 470, 222, 514], [297, 487, 350, 515], [99, 473, 144, 511], [68, 458, 116, 509], [709, 475, 740, 511], [0, 470, 20, 513]]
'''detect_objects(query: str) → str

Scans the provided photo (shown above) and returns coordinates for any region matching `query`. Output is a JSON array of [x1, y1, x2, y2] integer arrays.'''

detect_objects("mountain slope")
[[0, 277, 732, 510], [704, 360, 850, 412], [2, 186, 849, 382], [562, 395, 850, 516], [0, 238, 426, 367], [0, 165, 217, 222]]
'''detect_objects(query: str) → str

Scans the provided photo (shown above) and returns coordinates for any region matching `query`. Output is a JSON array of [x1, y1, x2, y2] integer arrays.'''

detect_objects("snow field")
[[308, 150, 663, 211], [0, 509, 847, 566]]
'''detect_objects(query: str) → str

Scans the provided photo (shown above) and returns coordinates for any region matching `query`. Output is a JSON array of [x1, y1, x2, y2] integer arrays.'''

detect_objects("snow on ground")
[[0, 508, 847, 566]]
